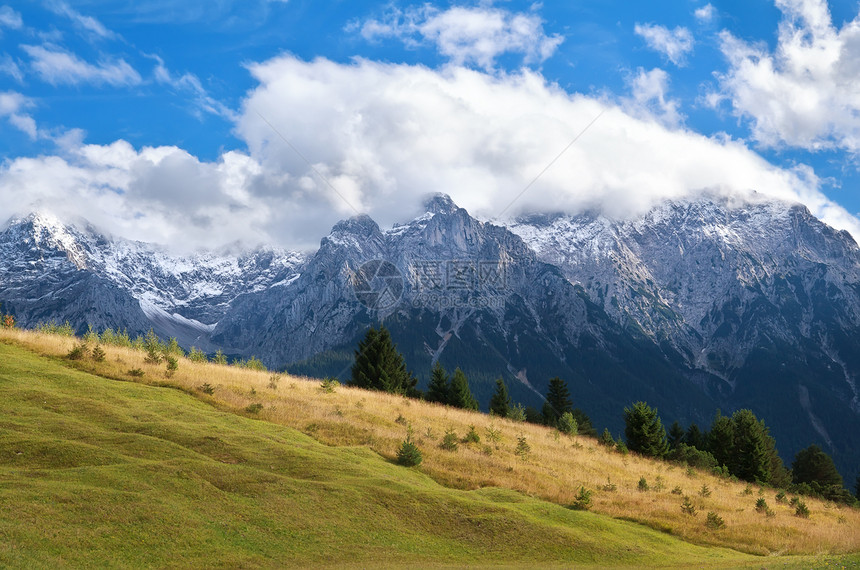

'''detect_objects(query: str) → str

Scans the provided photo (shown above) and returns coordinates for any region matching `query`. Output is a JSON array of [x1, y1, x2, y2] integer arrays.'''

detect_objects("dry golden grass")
[[3, 327, 858, 556]]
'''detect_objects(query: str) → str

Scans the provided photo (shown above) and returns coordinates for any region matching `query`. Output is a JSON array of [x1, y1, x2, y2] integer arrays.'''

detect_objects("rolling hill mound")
[[0, 330, 858, 567]]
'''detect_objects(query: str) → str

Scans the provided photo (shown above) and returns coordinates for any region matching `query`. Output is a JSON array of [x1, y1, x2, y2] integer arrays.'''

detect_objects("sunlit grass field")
[[1, 328, 858, 567]]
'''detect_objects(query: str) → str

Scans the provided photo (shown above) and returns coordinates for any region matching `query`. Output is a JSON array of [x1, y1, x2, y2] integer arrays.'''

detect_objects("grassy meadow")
[[1, 327, 858, 567]]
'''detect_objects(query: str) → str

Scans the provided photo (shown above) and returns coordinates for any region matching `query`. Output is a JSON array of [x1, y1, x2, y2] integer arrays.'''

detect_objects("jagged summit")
[[328, 213, 381, 236], [422, 192, 461, 215]]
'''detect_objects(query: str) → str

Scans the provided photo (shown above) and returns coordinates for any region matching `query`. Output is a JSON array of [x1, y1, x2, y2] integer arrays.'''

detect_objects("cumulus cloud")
[[712, 0, 860, 153], [694, 4, 716, 23], [634, 23, 694, 66], [625, 67, 683, 126], [355, 5, 563, 70], [234, 56, 859, 241], [22, 44, 142, 87], [0, 141, 276, 252], [3, 55, 859, 251], [0, 5, 22, 29], [0, 91, 38, 138]]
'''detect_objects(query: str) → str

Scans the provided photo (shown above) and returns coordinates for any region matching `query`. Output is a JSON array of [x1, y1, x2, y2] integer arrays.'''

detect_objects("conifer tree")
[[425, 361, 450, 404], [448, 368, 478, 410], [855, 471, 860, 500], [571, 409, 596, 437], [623, 401, 669, 458], [730, 409, 770, 483], [542, 376, 573, 427], [349, 326, 417, 395], [707, 411, 735, 469], [792, 444, 843, 488], [668, 421, 685, 450], [489, 377, 511, 417], [684, 422, 704, 450]]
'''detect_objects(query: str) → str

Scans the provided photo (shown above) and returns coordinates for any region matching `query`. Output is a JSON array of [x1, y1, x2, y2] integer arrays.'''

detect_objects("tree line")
[[349, 326, 860, 505]]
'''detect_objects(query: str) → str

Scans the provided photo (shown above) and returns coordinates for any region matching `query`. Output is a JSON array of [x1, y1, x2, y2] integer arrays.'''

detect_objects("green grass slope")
[[0, 343, 841, 568]]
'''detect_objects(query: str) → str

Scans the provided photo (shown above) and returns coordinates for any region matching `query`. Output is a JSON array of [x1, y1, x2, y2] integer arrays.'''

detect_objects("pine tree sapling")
[[515, 434, 531, 459], [624, 401, 669, 458], [320, 377, 340, 393], [462, 425, 480, 444], [507, 403, 526, 422], [706, 511, 725, 530], [638, 477, 649, 492], [67, 344, 88, 360], [144, 344, 162, 365], [599, 428, 615, 447], [396, 426, 422, 467], [489, 377, 511, 418], [681, 496, 697, 516], [188, 347, 208, 363], [213, 349, 228, 365], [571, 487, 592, 511], [440, 428, 459, 451], [165, 355, 179, 377], [558, 411, 578, 436], [91, 345, 106, 362], [485, 424, 501, 447]]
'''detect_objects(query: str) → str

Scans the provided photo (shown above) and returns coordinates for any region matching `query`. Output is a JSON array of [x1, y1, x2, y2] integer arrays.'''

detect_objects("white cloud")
[[625, 67, 683, 126], [0, 91, 38, 138], [0, 5, 22, 29], [0, 54, 23, 82], [151, 55, 236, 120], [0, 142, 275, 252], [712, 0, 860, 153], [694, 4, 716, 23], [355, 5, 563, 70], [22, 44, 142, 87], [3, 55, 859, 251], [46, 0, 116, 40], [236, 57, 858, 238], [634, 23, 694, 66]]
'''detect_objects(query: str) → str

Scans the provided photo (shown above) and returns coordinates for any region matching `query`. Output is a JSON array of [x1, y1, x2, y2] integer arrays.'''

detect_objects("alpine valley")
[[1, 193, 859, 480]]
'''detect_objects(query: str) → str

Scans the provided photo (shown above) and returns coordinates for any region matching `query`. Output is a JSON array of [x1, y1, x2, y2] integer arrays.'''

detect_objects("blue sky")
[[1, 0, 859, 250]]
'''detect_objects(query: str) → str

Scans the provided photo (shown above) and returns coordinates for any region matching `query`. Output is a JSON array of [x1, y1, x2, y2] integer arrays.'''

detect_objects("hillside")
[[1, 328, 858, 567]]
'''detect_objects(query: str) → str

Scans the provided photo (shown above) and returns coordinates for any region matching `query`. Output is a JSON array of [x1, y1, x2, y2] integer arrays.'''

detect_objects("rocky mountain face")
[[1, 195, 858, 478], [0, 212, 304, 347]]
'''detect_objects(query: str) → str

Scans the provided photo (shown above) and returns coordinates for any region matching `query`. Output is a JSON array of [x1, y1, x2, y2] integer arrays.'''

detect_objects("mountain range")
[[1, 194, 858, 480]]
